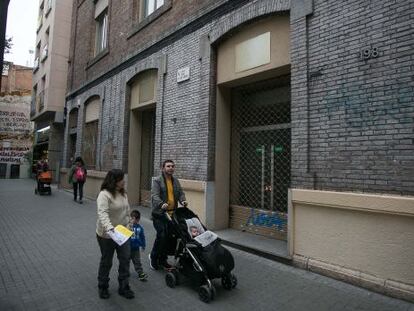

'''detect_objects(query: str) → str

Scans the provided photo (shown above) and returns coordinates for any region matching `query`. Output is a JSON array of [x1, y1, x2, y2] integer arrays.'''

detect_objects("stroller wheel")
[[198, 285, 212, 303], [165, 272, 177, 288], [222, 273, 237, 290], [210, 285, 216, 300]]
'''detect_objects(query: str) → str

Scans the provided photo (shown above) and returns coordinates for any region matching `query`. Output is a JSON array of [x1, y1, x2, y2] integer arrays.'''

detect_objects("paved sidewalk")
[[0, 179, 413, 311]]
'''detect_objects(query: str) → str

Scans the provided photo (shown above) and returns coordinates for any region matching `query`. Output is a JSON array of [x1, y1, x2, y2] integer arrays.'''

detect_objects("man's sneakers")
[[118, 285, 135, 299], [160, 260, 173, 270], [138, 272, 148, 281], [148, 254, 173, 271], [148, 254, 159, 270], [98, 287, 110, 299]]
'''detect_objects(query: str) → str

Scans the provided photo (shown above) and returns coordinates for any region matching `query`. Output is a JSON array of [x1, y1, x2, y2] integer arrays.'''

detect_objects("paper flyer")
[[108, 225, 133, 246]]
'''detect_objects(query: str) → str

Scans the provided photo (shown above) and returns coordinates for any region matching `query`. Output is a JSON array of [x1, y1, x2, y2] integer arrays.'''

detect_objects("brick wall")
[[68, 0, 229, 92], [65, 0, 414, 196], [290, 0, 414, 195]]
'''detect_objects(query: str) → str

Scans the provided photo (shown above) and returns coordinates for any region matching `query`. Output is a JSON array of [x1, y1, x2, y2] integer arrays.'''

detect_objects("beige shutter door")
[[85, 97, 100, 123]]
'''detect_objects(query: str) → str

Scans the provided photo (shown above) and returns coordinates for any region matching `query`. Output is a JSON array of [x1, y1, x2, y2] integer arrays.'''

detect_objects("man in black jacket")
[[149, 159, 187, 270]]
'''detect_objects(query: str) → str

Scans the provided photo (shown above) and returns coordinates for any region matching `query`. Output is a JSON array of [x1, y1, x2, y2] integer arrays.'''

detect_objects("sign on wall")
[[0, 98, 33, 164], [177, 66, 190, 83]]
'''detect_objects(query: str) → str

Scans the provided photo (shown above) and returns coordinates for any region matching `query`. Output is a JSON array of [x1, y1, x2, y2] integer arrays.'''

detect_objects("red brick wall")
[[68, 0, 216, 92], [1, 64, 32, 94]]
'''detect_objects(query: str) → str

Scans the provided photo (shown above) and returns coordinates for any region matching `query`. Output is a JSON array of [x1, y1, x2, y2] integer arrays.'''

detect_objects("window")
[[142, 0, 164, 19], [82, 97, 100, 169], [94, 0, 109, 56], [95, 11, 108, 55]]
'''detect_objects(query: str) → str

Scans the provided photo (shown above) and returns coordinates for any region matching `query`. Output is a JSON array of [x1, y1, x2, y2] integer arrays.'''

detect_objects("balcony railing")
[[33, 57, 39, 72], [37, 90, 45, 113], [46, 0, 52, 15], [37, 14, 43, 32], [41, 45, 48, 62], [30, 96, 37, 117]]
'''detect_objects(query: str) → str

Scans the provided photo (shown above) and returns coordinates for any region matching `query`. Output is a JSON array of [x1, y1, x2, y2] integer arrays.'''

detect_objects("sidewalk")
[[135, 205, 291, 263], [0, 179, 413, 311]]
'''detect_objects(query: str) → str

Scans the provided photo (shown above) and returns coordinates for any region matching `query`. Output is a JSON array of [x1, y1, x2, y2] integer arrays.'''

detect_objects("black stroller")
[[165, 207, 237, 303]]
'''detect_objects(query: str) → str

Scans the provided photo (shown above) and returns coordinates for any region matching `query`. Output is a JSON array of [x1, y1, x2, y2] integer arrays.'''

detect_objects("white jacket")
[[96, 190, 131, 238]]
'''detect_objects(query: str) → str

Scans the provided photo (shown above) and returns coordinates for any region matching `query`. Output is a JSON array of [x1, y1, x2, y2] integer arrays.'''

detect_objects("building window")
[[142, 0, 164, 19], [82, 97, 100, 169], [94, 0, 109, 56], [95, 11, 108, 55]]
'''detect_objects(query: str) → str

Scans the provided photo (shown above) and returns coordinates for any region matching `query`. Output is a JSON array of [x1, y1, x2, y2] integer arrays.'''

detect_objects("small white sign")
[[177, 66, 190, 83]]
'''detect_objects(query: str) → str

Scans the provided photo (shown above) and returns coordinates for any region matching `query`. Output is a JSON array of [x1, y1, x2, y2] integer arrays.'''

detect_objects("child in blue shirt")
[[128, 210, 148, 281]]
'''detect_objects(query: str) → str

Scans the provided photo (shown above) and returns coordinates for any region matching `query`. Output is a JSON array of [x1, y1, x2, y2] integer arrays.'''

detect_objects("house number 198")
[[360, 47, 379, 60]]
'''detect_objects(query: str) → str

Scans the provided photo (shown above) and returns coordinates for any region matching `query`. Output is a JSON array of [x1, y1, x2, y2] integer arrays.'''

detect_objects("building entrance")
[[230, 75, 290, 240]]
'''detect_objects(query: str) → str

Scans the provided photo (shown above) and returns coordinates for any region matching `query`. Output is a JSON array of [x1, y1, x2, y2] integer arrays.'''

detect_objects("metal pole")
[[261, 145, 265, 210], [270, 144, 274, 210]]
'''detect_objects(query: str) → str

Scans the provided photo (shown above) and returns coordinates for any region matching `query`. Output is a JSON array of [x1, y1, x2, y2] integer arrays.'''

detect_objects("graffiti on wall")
[[245, 207, 287, 231]]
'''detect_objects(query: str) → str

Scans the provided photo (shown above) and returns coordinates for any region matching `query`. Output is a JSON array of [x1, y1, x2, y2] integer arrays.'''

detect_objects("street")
[[0, 179, 413, 311]]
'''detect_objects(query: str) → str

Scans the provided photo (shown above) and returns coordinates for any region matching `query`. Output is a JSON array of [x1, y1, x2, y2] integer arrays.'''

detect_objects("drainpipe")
[[159, 55, 167, 165]]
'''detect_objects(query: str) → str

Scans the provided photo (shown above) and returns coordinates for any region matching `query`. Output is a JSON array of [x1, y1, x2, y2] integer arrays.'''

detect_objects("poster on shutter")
[[0, 98, 33, 164]]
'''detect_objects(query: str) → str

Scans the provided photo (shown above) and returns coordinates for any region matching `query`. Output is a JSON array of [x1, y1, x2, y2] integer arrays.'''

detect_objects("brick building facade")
[[62, 0, 414, 301]]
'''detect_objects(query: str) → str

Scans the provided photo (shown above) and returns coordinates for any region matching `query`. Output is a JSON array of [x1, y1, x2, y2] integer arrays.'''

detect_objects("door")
[[139, 109, 155, 206], [230, 75, 291, 240]]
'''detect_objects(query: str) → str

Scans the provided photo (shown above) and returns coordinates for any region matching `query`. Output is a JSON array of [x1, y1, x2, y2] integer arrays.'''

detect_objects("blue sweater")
[[130, 223, 146, 251]]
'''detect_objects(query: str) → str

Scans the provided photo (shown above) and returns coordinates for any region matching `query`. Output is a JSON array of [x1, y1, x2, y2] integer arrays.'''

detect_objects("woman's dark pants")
[[96, 235, 131, 290], [73, 181, 84, 201]]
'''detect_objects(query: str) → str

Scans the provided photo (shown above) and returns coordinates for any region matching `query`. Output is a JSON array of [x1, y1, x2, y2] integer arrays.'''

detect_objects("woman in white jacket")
[[96, 169, 134, 299]]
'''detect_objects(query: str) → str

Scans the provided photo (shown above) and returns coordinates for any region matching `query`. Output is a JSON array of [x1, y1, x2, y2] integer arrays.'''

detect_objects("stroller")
[[35, 170, 52, 195], [165, 207, 237, 303]]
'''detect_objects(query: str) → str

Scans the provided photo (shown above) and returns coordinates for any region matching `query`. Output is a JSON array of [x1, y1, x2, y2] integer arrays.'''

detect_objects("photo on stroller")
[[165, 207, 237, 303]]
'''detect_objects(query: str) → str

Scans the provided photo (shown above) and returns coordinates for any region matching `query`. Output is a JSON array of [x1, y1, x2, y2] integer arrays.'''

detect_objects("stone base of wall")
[[293, 255, 414, 303]]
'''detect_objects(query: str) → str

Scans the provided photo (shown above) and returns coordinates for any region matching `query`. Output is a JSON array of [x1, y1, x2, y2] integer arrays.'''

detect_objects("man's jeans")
[[96, 235, 130, 289]]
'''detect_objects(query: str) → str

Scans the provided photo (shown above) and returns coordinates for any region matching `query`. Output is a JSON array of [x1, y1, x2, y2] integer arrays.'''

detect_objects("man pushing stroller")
[[149, 159, 188, 270]]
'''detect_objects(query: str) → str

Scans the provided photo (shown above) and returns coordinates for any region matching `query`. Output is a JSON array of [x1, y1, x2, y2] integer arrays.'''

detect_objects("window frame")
[[128, 0, 172, 39], [142, 0, 164, 20], [94, 10, 108, 56]]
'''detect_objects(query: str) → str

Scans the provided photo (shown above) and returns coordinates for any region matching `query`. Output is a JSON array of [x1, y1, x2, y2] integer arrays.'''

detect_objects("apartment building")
[[61, 0, 414, 302], [31, 0, 73, 180]]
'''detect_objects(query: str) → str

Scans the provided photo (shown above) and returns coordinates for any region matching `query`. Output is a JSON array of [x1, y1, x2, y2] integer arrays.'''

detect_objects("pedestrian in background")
[[128, 209, 148, 281], [96, 169, 134, 299], [68, 156, 87, 203]]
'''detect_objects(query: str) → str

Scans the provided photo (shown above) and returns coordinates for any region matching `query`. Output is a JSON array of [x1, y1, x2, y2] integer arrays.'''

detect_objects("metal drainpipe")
[[69, 4, 78, 92], [305, 15, 316, 189], [159, 70, 166, 166]]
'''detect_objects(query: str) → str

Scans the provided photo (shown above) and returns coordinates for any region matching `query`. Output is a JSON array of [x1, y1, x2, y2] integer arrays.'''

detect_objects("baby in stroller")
[[165, 207, 237, 303]]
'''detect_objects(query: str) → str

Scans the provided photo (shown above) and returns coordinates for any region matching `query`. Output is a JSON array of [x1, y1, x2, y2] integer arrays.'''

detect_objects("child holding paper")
[[96, 169, 134, 300], [128, 210, 148, 281]]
